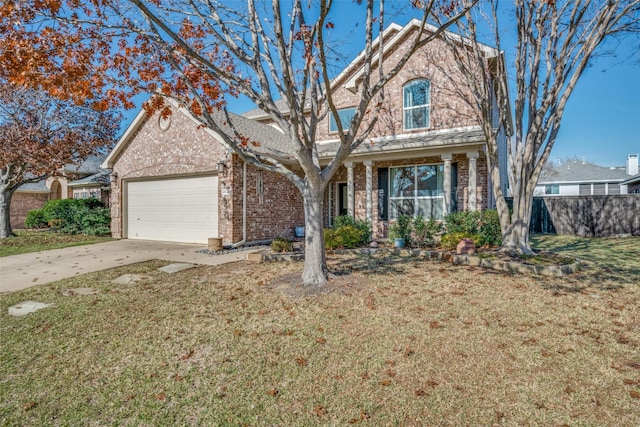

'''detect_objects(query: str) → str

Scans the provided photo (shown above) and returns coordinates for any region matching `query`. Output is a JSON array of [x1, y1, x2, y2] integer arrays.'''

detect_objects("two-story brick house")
[[103, 19, 507, 245]]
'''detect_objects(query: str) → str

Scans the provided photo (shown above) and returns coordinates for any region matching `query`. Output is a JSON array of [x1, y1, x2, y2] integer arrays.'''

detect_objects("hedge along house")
[[245, 19, 508, 238], [11, 156, 110, 229], [103, 19, 507, 245]]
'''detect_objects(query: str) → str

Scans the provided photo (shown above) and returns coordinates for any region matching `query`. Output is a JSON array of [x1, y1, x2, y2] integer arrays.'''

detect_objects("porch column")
[[364, 160, 373, 222], [441, 154, 453, 215], [466, 151, 479, 211], [345, 161, 355, 217]]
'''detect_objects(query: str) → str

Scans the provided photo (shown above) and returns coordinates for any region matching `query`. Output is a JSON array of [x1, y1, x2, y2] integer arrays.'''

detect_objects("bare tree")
[[0, 84, 119, 238], [6, 0, 475, 285], [442, 0, 640, 253]]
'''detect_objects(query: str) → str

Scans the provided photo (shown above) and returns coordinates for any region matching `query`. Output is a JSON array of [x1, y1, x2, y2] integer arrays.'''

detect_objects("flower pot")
[[393, 238, 405, 248]]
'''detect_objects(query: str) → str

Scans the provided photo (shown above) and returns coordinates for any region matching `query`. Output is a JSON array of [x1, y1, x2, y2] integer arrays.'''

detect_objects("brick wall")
[[10, 192, 49, 229], [110, 106, 304, 243], [109, 106, 228, 240]]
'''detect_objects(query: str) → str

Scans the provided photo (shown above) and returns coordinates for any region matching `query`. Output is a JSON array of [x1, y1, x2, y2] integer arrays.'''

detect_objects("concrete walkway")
[[0, 239, 256, 293]]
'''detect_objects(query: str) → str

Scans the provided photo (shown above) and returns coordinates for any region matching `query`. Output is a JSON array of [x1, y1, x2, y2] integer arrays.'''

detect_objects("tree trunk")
[[0, 186, 16, 239], [500, 192, 533, 254], [301, 185, 328, 286]]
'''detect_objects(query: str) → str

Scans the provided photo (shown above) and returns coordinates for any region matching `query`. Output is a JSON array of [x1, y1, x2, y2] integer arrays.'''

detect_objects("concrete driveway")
[[0, 239, 256, 293]]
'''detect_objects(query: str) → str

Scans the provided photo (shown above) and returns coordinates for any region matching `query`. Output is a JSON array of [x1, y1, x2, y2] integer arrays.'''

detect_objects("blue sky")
[[121, 2, 639, 168]]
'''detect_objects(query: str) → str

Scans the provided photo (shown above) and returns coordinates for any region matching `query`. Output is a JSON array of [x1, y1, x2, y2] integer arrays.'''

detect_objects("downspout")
[[231, 162, 247, 248]]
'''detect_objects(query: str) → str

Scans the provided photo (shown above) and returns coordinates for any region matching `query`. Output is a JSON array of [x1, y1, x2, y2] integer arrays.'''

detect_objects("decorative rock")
[[8, 301, 51, 317], [456, 238, 476, 255], [61, 287, 99, 296], [157, 263, 195, 274], [113, 274, 150, 285], [369, 241, 379, 248]]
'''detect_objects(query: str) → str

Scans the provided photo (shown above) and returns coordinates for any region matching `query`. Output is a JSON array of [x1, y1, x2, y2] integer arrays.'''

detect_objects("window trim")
[[328, 106, 357, 134], [403, 79, 431, 131], [388, 163, 444, 220]]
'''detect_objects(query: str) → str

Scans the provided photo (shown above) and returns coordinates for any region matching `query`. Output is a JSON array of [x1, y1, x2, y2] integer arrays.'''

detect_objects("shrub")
[[389, 214, 412, 246], [411, 216, 443, 248], [324, 217, 371, 250], [30, 198, 111, 235], [443, 210, 502, 248], [24, 209, 48, 228], [271, 237, 293, 253], [333, 215, 372, 243]]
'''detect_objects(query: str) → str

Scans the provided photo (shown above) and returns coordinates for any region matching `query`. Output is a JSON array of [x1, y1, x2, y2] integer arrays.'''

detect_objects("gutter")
[[230, 162, 247, 248]]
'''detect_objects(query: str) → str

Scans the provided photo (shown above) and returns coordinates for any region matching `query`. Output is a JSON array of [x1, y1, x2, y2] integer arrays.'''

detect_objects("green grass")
[[1, 236, 639, 425], [0, 230, 112, 257]]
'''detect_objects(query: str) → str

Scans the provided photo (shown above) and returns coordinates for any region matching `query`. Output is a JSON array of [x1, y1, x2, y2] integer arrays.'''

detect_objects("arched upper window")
[[403, 79, 431, 130]]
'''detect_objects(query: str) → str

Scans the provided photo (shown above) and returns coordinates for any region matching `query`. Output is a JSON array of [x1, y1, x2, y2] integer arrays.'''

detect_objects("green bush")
[[411, 216, 443, 248], [333, 215, 372, 243], [324, 216, 371, 250], [443, 210, 502, 248], [389, 214, 412, 246], [324, 225, 367, 250], [271, 237, 293, 253], [24, 209, 48, 228], [28, 198, 111, 235]]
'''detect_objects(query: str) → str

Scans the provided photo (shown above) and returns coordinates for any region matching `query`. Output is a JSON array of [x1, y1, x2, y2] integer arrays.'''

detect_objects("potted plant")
[[389, 214, 412, 248]]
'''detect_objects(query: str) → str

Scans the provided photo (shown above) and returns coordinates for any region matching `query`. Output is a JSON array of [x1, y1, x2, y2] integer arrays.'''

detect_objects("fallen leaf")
[[630, 390, 640, 399], [233, 329, 243, 337], [314, 405, 326, 417], [180, 349, 195, 360], [380, 379, 391, 386], [386, 369, 396, 378], [415, 389, 428, 396], [429, 321, 441, 329], [295, 357, 307, 367], [155, 392, 166, 401], [316, 337, 327, 344], [360, 372, 370, 380], [22, 401, 36, 411], [403, 347, 415, 357], [266, 388, 279, 396], [541, 350, 552, 357], [623, 378, 638, 385]]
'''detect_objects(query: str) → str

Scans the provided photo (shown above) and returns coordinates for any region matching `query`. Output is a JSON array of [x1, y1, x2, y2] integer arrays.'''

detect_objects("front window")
[[545, 184, 559, 195], [329, 107, 356, 133], [403, 79, 430, 130], [389, 164, 444, 219]]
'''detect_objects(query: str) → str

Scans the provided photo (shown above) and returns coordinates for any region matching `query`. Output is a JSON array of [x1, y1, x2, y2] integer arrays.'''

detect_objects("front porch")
[[325, 150, 490, 239]]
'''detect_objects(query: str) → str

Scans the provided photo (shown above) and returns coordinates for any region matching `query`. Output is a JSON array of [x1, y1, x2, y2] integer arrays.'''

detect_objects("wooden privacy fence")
[[507, 195, 640, 237]]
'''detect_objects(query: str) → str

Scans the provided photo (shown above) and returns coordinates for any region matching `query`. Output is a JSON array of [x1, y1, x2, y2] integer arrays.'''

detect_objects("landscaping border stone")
[[247, 247, 582, 277]]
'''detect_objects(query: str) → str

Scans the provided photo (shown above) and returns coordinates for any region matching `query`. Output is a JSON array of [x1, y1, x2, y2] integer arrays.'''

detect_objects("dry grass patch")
[[0, 230, 112, 257], [1, 249, 639, 425]]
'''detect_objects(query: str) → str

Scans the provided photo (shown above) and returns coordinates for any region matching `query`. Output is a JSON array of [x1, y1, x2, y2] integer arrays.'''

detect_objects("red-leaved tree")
[[0, 83, 120, 238]]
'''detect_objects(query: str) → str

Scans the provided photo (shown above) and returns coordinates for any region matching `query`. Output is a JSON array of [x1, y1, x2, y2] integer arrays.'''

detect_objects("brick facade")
[[109, 106, 304, 244], [10, 192, 49, 229]]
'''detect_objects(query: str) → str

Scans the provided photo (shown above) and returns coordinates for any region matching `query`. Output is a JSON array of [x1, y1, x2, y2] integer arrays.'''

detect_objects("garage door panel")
[[127, 176, 218, 244]]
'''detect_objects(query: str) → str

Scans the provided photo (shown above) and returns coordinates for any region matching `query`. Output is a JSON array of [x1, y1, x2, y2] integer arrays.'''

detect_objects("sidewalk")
[[0, 239, 256, 293]]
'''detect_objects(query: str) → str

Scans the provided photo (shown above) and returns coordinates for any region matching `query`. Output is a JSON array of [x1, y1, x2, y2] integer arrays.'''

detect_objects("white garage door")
[[127, 175, 218, 244]]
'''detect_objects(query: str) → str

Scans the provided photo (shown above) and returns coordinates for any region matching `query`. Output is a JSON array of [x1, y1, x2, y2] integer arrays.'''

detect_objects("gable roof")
[[538, 160, 631, 184], [16, 181, 49, 193], [67, 169, 111, 187], [243, 19, 498, 120], [102, 99, 295, 169]]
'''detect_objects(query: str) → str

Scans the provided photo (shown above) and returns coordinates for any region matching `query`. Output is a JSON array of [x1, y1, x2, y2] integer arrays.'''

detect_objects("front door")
[[337, 183, 348, 217]]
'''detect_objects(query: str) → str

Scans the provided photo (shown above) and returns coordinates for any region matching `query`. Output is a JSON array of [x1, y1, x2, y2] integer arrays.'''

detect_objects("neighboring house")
[[534, 154, 639, 197], [10, 156, 111, 228], [103, 19, 508, 245]]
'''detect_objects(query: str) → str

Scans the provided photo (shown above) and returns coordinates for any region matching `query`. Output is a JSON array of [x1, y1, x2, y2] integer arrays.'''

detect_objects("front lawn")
[[0, 230, 112, 257], [1, 236, 639, 425]]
